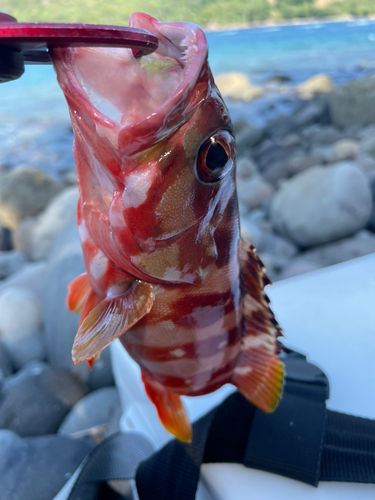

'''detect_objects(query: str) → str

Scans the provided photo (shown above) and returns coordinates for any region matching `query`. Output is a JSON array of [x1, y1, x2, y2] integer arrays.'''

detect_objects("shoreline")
[[204, 14, 375, 32]]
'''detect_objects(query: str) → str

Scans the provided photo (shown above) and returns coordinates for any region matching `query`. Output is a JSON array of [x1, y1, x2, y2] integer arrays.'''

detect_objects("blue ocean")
[[1, 18, 375, 174]]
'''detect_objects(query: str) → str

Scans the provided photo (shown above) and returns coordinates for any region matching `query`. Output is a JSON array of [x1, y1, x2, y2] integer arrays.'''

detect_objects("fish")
[[51, 13, 284, 442]]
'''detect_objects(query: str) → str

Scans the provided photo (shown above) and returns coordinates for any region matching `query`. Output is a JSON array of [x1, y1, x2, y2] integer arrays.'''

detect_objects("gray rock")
[[237, 175, 274, 211], [0, 287, 42, 342], [281, 133, 301, 147], [309, 144, 333, 164], [263, 160, 290, 185], [266, 115, 295, 139], [329, 75, 375, 127], [0, 167, 63, 230], [288, 154, 321, 175], [0, 251, 28, 279], [270, 162, 373, 247], [328, 139, 359, 163], [43, 226, 114, 389], [31, 186, 79, 261], [59, 387, 119, 436], [253, 142, 296, 171], [235, 123, 264, 153], [0, 341, 13, 380], [293, 96, 329, 127], [0, 262, 48, 302], [3, 334, 46, 371], [278, 259, 324, 281], [355, 154, 375, 174], [300, 125, 342, 147], [0, 361, 88, 437], [0, 429, 93, 500], [236, 157, 258, 181], [11, 217, 38, 254], [300, 230, 375, 267], [358, 135, 375, 159]]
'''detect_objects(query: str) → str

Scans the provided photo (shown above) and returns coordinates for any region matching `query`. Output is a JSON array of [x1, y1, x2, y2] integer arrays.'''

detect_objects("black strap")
[[67, 350, 375, 500]]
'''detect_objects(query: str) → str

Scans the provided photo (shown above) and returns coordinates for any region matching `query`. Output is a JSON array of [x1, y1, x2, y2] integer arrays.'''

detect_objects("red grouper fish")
[[51, 13, 284, 442]]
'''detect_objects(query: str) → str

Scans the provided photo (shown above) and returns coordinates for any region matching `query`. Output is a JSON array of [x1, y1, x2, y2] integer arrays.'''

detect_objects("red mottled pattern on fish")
[[51, 13, 284, 442]]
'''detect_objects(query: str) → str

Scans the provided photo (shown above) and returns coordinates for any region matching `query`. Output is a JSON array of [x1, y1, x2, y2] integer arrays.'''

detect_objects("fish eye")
[[196, 131, 234, 184]]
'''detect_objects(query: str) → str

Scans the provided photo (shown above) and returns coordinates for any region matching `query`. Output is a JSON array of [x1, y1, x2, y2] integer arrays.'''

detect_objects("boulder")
[[0, 341, 13, 380], [236, 157, 258, 181], [296, 74, 333, 99], [43, 224, 114, 389], [328, 139, 359, 163], [300, 230, 375, 267], [235, 123, 264, 153], [59, 387, 119, 436], [0, 167, 63, 230], [31, 186, 79, 261], [329, 75, 375, 127], [300, 124, 342, 147], [278, 259, 324, 281], [11, 217, 38, 254], [0, 251, 27, 279], [0, 262, 48, 302], [215, 72, 264, 101], [0, 361, 88, 437], [270, 162, 373, 247], [0, 430, 93, 500], [237, 175, 274, 212]]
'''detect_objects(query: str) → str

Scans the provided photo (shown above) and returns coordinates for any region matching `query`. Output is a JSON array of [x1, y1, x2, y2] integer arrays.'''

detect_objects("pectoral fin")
[[142, 373, 192, 443], [72, 281, 154, 365], [232, 238, 284, 412], [67, 273, 91, 313]]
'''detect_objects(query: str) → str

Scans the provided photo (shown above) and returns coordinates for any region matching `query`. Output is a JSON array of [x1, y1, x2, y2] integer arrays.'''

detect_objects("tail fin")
[[231, 238, 284, 412]]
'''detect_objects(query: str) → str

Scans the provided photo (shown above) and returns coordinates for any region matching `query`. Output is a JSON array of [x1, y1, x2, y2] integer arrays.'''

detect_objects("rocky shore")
[[1, 72, 375, 498]]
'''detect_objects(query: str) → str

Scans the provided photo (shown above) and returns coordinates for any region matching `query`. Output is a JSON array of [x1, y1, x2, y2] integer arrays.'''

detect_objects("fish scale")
[[52, 12, 284, 442]]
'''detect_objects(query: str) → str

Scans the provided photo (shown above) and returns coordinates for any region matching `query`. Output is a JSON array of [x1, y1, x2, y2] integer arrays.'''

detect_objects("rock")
[[0, 167, 63, 230], [358, 135, 375, 159], [31, 186, 79, 261], [300, 124, 342, 147], [215, 72, 264, 101], [62, 170, 78, 186], [0, 251, 27, 279], [281, 133, 301, 148], [309, 145, 333, 164], [4, 334, 45, 371], [237, 175, 274, 212], [0, 429, 93, 500], [235, 123, 264, 153], [0, 361, 88, 437], [262, 160, 290, 186], [278, 259, 324, 281], [253, 142, 296, 171], [328, 139, 359, 163], [266, 115, 295, 139], [11, 217, 38, 254], [0, 262, 48, 302], [355, 154, 375, 174], [0, 287, 42, 341], [0, 341, 13, 380], [293, 96, 329, 127], [296, 74, 333, 99], [329, 75, 375, 127], [43, 225, 114, 389], [300, 230, 375, 267], [59, 387, 119, 436], [288, 154, 321, 175], [236, 157, 258, 181], [270, 162, 373, 247]]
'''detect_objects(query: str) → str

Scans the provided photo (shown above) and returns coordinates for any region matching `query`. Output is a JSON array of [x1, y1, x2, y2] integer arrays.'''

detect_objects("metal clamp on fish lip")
[[0, 11, 159, 83]]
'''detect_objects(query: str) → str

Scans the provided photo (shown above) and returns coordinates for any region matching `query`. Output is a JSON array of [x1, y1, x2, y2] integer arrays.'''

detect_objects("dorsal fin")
[[231, 238, 284, 412]]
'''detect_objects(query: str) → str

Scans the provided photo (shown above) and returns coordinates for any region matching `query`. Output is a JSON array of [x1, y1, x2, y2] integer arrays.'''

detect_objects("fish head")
[[51, 13, 238, 286]]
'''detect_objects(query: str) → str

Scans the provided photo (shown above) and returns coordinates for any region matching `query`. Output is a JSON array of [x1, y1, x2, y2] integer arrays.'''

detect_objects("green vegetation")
[[2, 0, 375, 27]]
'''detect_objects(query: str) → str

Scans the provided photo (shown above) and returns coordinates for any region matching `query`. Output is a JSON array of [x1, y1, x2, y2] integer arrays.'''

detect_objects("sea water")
[[1, 18, 375, 176]]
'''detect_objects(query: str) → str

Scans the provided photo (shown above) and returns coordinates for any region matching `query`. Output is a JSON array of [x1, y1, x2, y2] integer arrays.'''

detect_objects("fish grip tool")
[[63, 349, 375, 500], [0, 11, 159, 83]]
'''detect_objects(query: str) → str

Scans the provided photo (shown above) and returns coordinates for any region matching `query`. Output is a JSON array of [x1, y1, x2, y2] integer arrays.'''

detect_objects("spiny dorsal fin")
[[231, 238, 284, 412]]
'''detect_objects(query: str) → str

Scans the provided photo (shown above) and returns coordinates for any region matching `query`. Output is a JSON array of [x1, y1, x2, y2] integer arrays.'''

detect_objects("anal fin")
[[67, 273, 90, 313], [142, 373, 192, 443], [234, 237, 284, 412], [72, 281, 154, 365]]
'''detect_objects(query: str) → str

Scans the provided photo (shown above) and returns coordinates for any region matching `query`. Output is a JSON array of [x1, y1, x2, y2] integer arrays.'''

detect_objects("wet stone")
[[0, 361, 88, 437]]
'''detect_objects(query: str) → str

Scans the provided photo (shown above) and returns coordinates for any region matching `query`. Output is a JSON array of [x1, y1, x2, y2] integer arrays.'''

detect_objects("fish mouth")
[[51, 13, 209, 155]]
